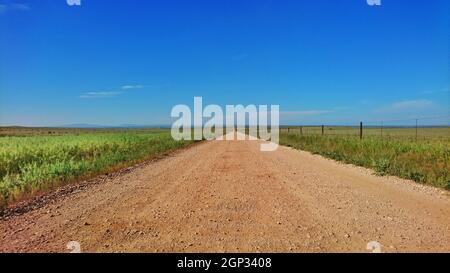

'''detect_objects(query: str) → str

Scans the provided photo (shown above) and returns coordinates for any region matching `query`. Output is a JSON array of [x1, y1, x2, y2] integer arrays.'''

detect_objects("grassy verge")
[[0, 130, 193, 207], [280, 133, 450, 189]]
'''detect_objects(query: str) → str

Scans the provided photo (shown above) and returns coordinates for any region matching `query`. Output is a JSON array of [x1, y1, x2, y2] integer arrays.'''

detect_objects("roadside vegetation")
[[0, 129, 193, 207], [1, 126, 448, 208], [280, 132, 450, 189]]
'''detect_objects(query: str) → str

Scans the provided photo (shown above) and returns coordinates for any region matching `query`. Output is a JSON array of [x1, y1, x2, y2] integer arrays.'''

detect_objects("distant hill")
[[60, 124, 107, 128]]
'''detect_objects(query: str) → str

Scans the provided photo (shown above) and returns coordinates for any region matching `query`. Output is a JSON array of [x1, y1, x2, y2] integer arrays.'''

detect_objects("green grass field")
[[1, 126, 449, 208], [0, 128, 193, 207], [280, 128, 450, 189], [280, 126, 450, 140]]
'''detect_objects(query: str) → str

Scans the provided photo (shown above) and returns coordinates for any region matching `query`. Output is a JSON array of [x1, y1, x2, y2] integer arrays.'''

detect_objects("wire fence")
[[281, 115, 450, 141]]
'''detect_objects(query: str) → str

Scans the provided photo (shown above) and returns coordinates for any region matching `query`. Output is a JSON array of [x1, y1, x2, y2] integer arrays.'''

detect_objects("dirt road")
[[1, 134, 450, 253]]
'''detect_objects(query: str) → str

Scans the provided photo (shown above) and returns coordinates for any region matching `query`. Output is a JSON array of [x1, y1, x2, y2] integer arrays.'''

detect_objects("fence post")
[[288, 127, 290, 134], [322, 125, 324, 136], [381, 121, 383, 138], [360, 122, 363, 140], [415, 119, 418, 142], [300, 126, 303, 135]]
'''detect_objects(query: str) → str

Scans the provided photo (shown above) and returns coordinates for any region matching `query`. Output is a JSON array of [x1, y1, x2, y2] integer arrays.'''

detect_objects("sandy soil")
[[1, 134, 449, 253]]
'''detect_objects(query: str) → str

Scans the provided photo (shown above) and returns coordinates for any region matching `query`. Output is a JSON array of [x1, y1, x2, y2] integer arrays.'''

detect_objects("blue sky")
[[0, 0, 448, 126]]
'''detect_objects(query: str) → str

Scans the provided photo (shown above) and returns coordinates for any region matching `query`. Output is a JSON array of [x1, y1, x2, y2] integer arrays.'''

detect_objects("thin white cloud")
[[333, 106, 349, 111], [11, 3, 30, 11], [0, 3, 30, 13], [390, 99, 433, 111], [420, 87, 449, 95], [121, 85, 143, 90], [281, 110, 333, 117], [78, 83, 165, 99], [79, 91, 122, 99], [376, 99, 434, 113]]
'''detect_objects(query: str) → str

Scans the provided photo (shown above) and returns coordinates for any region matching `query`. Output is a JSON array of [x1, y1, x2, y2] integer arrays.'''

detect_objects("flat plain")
[[1, 132, 449, 253]]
